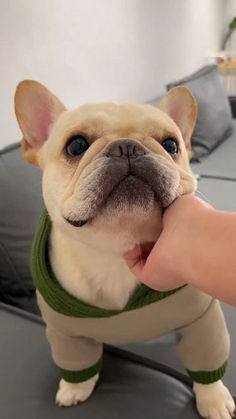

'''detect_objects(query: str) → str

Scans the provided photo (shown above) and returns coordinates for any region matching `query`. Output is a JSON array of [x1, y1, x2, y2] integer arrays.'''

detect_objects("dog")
[[15, 80, 235, 418]]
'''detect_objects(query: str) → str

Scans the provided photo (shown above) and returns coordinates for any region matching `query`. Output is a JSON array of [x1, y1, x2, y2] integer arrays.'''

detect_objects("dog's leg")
[[176, 299, 235, 418], [56, 374, 99, 407], [45, 326, 103, 407], [193, 381, 235, 419]]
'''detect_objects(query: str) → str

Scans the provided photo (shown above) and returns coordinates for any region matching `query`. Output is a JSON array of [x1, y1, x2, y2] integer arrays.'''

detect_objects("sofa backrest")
[[0, 143, 43, 313]]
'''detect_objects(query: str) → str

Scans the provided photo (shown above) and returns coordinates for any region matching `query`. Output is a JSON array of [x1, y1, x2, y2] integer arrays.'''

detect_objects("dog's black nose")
[[106, 140, 146, 158]]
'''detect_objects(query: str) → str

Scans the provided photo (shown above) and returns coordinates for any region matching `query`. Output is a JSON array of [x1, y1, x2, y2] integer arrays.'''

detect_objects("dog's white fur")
[[49, 222, 140, 310], [15, 81, 235, 418], [194, 382, 235, 419], [56, 375, 99, 406]]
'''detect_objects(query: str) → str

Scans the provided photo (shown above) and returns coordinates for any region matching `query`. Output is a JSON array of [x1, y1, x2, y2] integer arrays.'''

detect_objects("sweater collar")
[[31, 210, 184, 318]]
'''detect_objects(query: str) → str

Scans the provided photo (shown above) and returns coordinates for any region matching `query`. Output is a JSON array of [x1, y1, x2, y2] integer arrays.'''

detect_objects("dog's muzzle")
[[64, 139, 180, 227]]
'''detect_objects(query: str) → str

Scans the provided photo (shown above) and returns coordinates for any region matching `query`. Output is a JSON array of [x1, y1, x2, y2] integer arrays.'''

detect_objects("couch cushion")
[[0, 143, 43, 313], [0, 303, 201, 419], [195, 176, 236, 211], [191, 120, 236, 180], [167, 65, 233, 161]]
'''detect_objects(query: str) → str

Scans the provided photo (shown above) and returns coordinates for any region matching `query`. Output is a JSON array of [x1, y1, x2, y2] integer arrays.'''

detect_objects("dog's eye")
[[161, 138, 178, 155], [65, 135, 89, 157]]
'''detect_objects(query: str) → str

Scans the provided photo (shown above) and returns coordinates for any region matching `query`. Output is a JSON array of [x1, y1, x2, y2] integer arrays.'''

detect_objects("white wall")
[[1, 0, 225, 147]]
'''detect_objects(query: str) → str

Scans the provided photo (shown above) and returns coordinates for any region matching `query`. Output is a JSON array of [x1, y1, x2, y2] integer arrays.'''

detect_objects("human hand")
[[124, 195, 212, 291]]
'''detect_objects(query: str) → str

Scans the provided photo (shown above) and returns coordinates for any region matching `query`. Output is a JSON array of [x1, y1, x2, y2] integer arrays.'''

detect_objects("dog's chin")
[[104, 176, 156, 211], [64, 176, 160, 229]]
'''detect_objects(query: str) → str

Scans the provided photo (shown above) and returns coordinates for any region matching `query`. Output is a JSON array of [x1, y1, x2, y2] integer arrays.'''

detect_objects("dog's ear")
[[158, 86, 197, 160], [15, 80, 66, 165]]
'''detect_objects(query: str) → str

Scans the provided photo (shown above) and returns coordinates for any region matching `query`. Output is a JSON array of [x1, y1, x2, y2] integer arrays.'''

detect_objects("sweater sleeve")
[[46, 326, 103, 383]]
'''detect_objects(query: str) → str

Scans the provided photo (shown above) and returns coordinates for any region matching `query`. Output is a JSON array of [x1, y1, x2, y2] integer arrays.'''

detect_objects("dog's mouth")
[[64, 174, 154, 227], [65, 218, 88, 227], [105, 174, 156, 207], [63, 154, 180, 228]]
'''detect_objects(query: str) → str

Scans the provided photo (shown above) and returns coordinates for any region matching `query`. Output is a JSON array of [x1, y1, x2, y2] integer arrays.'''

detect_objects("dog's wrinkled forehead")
[[50, 102, 180, 148]]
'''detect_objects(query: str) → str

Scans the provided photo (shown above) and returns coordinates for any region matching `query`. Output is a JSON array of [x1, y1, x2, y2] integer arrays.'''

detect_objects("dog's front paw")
[[194, 380, 235, 418], [56, 374, 99, 407]]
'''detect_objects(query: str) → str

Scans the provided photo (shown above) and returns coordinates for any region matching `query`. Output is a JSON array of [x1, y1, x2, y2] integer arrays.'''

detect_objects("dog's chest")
[[49, 231, 139, 310]]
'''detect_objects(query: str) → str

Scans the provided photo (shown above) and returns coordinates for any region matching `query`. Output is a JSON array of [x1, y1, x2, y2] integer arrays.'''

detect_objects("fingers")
[[124, 242, 168, 289], [124, 242, 186, 291]]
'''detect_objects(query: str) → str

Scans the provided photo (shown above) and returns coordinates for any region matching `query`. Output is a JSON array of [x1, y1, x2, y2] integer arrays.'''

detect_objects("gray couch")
[[0, 103, 236, 418]]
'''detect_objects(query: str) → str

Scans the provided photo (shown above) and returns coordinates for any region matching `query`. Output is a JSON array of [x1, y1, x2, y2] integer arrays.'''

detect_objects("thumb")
[[124, 243, 154, 280]]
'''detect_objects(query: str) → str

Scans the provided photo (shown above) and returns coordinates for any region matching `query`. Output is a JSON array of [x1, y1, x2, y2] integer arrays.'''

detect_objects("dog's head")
[[15, 81, 197, 253]]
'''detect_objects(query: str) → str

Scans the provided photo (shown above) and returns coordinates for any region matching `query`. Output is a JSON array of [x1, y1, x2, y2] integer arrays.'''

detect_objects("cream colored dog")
[[15, 81, 235, 418]]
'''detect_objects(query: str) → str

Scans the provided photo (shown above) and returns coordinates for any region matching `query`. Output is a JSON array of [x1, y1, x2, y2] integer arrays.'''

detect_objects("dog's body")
[[15, 81, 235, 418]]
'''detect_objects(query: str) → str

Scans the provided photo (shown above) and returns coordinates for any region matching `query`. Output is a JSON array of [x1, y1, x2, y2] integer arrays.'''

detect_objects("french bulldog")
[[15, 80, 235, 418]]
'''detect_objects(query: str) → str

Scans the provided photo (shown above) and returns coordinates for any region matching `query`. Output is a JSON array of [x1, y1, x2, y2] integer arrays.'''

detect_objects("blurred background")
[[0, 0, 236, 147]]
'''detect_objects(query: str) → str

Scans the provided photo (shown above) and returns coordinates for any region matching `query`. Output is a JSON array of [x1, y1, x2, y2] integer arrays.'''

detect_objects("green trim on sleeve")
[[60, 357, 103, 383], [31, 209, 186, 318], [187, 360, 228, 384]]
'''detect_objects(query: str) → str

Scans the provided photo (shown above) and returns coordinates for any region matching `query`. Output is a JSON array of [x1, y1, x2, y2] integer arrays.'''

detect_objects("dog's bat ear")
[[15, 80, 66, 165], [158, 86, 197, 160]]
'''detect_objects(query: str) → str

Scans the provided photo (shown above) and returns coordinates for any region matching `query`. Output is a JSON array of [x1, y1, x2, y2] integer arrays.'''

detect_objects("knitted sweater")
[[32, 211, 230, 384]]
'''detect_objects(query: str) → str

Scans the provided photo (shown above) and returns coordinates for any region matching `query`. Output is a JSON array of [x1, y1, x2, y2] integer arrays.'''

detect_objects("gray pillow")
[[167, 65, 233, 161]]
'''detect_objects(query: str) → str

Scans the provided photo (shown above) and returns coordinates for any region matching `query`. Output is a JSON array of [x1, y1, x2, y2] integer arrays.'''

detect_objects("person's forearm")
[[181, 209, 236, 305]]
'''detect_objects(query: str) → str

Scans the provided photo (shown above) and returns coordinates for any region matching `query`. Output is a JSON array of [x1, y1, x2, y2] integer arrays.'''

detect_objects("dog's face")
[[15, 81, 197, 253]]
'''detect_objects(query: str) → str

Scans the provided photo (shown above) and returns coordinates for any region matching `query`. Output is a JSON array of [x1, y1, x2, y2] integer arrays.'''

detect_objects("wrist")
[[164, 195, 214, 285], [178, 205, 216, 285]]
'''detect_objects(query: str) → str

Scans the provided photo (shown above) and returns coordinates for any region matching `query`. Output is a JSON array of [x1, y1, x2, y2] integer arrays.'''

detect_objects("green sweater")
[[32, 210, 229, 384]]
